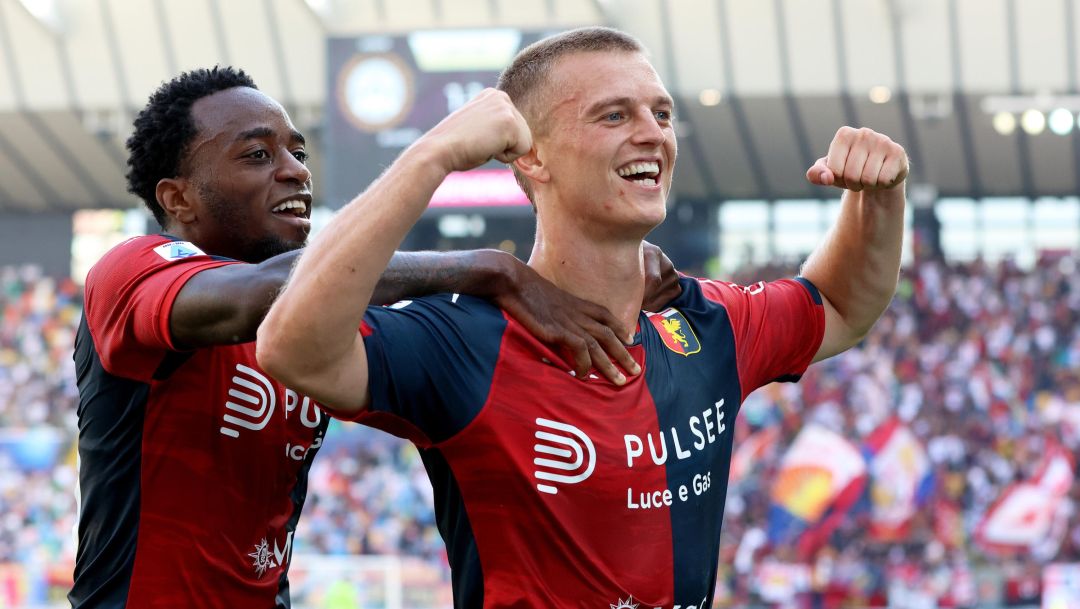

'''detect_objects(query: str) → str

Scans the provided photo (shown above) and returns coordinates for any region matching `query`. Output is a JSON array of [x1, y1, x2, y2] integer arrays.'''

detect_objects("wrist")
[[449, 249, 520, 302], [468, 249, 520, 298], [399, 138, 456, 186]]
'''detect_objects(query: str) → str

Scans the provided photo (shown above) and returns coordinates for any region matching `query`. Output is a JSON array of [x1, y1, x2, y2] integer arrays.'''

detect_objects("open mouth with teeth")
[[271, 199, 309, 218], [617, 161, 661, 187]]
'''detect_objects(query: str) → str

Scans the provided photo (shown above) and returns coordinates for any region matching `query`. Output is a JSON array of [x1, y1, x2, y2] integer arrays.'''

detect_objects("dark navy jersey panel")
[[794, 276, 823, 305], [362, 295, 506, 444], [641, 278, 742, 604], [420, 448, 484, 609], [69, 317, 145, 609]]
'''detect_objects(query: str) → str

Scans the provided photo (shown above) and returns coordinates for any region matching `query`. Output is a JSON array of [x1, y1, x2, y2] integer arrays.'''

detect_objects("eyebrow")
[[585, 95, 675, 115], [236, 126, 306, 145]]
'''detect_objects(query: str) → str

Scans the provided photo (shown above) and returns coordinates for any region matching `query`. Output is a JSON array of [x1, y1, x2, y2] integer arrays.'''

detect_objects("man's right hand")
[[422, 88, 533, 175], [490, 257, 640, 385]]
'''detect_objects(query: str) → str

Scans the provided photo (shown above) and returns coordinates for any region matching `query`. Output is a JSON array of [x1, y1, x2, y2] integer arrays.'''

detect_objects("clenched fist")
[[806, 127, 908, 192], [421, 88, 533, 175]]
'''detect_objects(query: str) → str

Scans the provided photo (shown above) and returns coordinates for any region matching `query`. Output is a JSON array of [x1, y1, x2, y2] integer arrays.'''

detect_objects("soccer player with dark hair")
[[71, 65, 678, 608], [259, 26, 907, 608]]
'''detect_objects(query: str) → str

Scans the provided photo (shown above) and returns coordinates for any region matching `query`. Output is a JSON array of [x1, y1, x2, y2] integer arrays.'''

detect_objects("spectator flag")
[[862, 417, 934, 541], [975, 442, 1074, 555], [730, 426, 780, 485], [933, 499, 965, 550], [767, 425, 867, 557]]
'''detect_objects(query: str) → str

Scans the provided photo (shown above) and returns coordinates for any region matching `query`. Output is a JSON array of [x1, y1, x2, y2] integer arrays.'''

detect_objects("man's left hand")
[[805, 127, 908, 192]]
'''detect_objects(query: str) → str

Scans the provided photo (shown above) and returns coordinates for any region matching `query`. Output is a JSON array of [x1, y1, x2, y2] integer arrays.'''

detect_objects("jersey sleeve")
[[82, 235, 239, 381], [351, 296, 505, 448], [697, 276, 825, 399]]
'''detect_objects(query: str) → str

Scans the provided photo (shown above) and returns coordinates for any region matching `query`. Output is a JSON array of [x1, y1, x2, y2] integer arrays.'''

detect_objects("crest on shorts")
[[648, 308, 700, 356]]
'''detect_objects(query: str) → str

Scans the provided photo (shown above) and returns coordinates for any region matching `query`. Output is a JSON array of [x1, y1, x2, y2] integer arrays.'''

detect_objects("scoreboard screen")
[[325, 29, 553, 211]]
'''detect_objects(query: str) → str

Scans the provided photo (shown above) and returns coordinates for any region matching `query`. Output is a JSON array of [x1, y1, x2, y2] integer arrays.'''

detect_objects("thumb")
[[806, 157, 834, 186]]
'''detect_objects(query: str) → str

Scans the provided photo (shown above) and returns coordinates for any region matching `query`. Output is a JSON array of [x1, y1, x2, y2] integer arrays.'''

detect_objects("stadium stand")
[[1, 252, 1078, 607]]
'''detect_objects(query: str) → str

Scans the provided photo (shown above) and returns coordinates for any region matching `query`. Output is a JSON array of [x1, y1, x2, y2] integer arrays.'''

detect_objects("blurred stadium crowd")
[[1, 252, 1079, 607]]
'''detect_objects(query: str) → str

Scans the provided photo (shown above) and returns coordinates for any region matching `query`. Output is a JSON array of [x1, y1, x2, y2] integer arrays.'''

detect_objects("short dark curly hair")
[[126, 66, 257, 228]]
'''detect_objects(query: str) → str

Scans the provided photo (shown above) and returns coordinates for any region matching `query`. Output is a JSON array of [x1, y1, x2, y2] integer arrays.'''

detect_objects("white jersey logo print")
[[533, 418, 596, 494], [220, 364, 276, 438]]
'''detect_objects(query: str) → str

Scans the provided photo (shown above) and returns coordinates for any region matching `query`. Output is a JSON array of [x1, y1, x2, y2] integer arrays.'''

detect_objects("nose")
[[631, 108, 666, 147], [277, 151, 312, 185]]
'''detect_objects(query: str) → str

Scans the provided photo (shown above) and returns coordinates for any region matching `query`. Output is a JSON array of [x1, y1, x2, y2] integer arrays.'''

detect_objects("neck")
[[528, 220, 645, 331]]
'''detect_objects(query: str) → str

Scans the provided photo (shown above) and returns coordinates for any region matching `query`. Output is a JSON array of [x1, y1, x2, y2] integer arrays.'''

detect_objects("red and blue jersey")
[[71, 234, 328, 608], [357, 275, 825, 608]]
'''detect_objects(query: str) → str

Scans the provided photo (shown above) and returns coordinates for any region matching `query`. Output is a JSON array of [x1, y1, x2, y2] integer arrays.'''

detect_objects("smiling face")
[[528, 50, 677, 240], [171, 87, 312, 263]]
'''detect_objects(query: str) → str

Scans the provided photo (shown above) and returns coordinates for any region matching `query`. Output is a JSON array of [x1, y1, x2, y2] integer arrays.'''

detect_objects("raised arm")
[[171, 243, 640, 382], [256, 89, 532, 412], [800, 126, 907, 362]]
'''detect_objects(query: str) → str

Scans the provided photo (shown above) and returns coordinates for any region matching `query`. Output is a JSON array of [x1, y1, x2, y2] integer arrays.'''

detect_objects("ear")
[[156, 178, 197, 225], [512, 145, 549, 186]]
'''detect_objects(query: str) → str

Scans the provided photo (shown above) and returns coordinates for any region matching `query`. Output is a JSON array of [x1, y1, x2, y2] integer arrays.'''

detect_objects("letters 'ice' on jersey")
[[357, 276, 824, 608]]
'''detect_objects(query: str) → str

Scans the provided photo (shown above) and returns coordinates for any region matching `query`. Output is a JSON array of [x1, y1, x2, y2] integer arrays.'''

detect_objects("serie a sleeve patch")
[[152, 241, 206, 262]]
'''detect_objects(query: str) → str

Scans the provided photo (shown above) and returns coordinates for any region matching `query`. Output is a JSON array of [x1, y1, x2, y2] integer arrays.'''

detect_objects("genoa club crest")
[[648, 308, 701, 356]]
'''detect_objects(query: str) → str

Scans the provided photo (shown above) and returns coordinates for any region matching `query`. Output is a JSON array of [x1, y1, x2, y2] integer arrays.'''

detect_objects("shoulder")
[[677, 275, 822, 309], [658, 276, 722, 314], [88, 235, 227, 283], [83, 234, 239, 318], [372, 292, 503, 315], [363, 293, 507, 335], [90, 234, 171, 273]]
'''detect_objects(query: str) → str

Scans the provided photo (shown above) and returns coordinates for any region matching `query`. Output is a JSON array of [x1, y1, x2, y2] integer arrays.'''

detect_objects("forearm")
[[372, 249, 513, 306], [177, 245, 497, 347], [801, 185, 905, 338], [257, 144, 448, 405]]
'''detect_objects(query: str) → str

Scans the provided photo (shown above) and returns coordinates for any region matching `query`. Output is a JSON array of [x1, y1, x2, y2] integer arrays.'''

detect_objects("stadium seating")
[[3, 255, 1078, 607]]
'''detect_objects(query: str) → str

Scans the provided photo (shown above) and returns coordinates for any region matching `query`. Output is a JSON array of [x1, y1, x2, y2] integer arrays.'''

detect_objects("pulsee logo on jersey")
[[220, 364, 323, 448], [533, 398, 729, 500], [533, 417, 596, 494]]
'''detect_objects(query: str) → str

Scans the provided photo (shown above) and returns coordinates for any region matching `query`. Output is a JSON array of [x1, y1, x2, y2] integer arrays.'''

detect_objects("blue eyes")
[[602, 110, 673, 123]]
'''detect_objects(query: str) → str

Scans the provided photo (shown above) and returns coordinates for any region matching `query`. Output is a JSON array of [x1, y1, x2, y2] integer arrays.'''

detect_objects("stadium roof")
[[0, 0, 1078, 213]]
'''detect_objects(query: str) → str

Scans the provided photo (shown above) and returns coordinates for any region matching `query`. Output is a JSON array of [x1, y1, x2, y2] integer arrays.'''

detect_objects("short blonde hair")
[[497, 27, 646, 207]]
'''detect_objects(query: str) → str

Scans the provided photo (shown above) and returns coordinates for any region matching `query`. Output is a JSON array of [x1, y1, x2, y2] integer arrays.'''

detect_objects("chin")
[[639, 203, 668, 228], [244, 235, 306, 263]]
